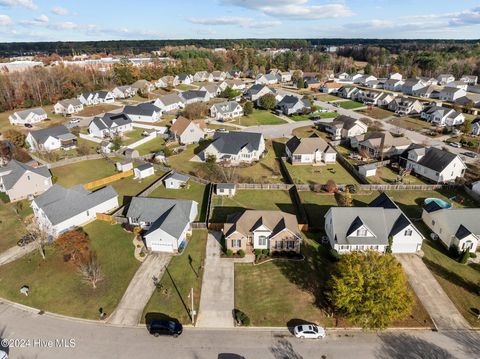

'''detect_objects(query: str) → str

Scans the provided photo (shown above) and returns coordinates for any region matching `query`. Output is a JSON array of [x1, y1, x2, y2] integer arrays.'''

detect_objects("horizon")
[[0, 1, 479, 42]]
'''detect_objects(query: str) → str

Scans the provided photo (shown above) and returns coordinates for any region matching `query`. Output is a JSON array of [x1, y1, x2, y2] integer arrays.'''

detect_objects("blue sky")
[[0, 0, 479, 42]]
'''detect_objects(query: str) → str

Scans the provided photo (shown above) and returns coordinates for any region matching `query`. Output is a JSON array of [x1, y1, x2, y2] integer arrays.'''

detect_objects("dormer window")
[[404, 229, 412, 236], [356, 229, 368, 237]]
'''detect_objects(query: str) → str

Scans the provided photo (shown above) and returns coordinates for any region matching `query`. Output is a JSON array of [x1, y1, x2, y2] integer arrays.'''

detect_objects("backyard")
[[231, 110, 286, 126], [0, 221, 139, 319], [315, 94, 341, 102], [135, 137, 167, 156], [51, 158, 117, 187], [366, 166, 427, 185], [0, 200, 31, 252], [337, 100, 364, 110], [210, 189, 295, 223], [285, 162, 358, 185], [142, 229, 207, 325], [110, 172, 164, 207], [76, 104, 121, 117], [0, 105, 66, 134], [389, 116, 433, 131], [357, 107, 394, 120]]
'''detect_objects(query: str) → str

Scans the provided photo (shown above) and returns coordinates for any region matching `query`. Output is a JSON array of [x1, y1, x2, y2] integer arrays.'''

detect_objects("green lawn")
[[389, 117, 433, 131], [338, 100, 364, 110], [285, 162, 358, 185], [176, 84, 197, 91], [52, 158, 117, 187], [210, 189, 295, 223], [298, 191, 340, 231], [110, 172, 164, 207], [422, 240, 480, 327], [0, 201, 31, 252], [34, 138, 99, 163], [135, 137, 167, 156], [121, 128, 148, 146], [149, 181, 208, 221], [231, 110, 286, 126], [0, 221, 139, 319], [142, 230, 207, 325], [367, 166, 427, 185], [76, 104, 121, 117], [0, 104, 66, 134], [357, 107, 394, 120], [315, 94, 341, 102], [292, 125, 329, 140]]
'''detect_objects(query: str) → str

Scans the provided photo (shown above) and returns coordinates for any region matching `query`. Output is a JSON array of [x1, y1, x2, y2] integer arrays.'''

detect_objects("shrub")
[[226, 249, 233, 257], [262, 249, 269, 256], [469, 252, 477, 258], [234, 309, 250, 326], [329, 248, 341, 261], [238, 249, 245, 258], [254, 249, 262, 256], [459, 249, 470, 264]]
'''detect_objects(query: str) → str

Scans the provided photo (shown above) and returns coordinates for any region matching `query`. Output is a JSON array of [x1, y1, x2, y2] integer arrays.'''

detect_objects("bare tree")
[[24, 217, 49, 260], [77, 252, 104, 289]]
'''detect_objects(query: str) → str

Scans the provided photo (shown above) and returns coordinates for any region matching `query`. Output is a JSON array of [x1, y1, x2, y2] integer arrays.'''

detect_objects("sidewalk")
[[0, 242, 37, 267], [196, 231, 234, 328]]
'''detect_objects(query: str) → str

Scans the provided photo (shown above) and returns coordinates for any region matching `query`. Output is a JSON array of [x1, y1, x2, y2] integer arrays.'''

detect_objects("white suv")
[[293, 324, 326, 339]]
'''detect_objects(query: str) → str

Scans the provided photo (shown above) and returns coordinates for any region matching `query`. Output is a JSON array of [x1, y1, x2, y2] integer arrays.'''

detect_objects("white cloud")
[[221, 0, 353, 20], [0, 14, 12, 25], [20, 14, 49, 26], [0, 0, 36, 10], [51, 6, 69, 16], [189, 16, 280, 28], [53, 21, 77, 30]]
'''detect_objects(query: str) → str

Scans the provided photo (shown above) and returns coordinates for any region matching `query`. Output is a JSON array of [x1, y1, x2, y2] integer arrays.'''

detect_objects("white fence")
[[79, 133, 103, 143], [132, 123, 167, 134], [127, 132, 158, 149]]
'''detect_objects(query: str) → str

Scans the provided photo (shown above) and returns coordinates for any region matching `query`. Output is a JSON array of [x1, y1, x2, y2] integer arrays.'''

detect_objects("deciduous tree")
[[55, 230, 90, 264], [258, 93, 277, 111], [243, 101, 253, 115], [77, 251, 104, 289]]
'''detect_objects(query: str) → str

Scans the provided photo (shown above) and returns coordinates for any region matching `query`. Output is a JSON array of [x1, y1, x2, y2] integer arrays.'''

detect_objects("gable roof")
[[13, 107, 47, 120], [33, 184, 118, 225], [0, 160, 50, 190], [123, 103, 161, 117], [286, 136, 334, 155], [58, 99, 82, 107], [180, 90, 208, 101], [414, 147, 462, 172], [28, 125, 74, 144], [211, 101, 241, 114], [164, 171, 190, 183], [329, 115, 364, 130], [426, 208, 480, 239], [157, 93, 183, 106], [209, 131, 263, 155], [170, 116, 202, 135], [91, 112, 132, 130]]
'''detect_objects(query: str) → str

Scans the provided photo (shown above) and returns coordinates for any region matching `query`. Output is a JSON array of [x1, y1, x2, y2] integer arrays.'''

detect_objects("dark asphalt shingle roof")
[[28, 125, 73, 145], [415, 147, 460, 172], [210, 131, 263, 155]]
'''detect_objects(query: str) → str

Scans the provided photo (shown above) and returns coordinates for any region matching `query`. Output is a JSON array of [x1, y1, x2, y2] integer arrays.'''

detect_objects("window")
[[27, 175, 31, 181], [231, 239, 241, 248], [287, 241, 295, 249], [356, 229, 368, 236], [258, 235, 267, 246], [463, 241, 473, 250], [404, 229, 413, 236], [432, 220, 436, 226], [275, 241, 283, 250], [86, 210, 90, 216]]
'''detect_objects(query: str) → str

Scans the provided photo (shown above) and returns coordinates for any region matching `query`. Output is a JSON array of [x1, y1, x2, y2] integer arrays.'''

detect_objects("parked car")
[[293, 324, 326, 339], [17, 234, 35, 247], [69, 118, 80, 124], [24, 123, 33, 128], [148, 320, 183, 338], [449, 142, 462, 148], [462, 152, 477, 158]]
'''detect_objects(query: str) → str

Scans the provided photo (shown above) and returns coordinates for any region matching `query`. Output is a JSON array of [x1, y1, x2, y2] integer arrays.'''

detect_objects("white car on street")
[[293, 324, 326, 339]]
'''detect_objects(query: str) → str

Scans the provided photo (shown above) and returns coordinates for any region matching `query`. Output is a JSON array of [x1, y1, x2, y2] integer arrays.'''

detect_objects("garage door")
[[392, 241, 421, 254], [149, 242, 174, 253]]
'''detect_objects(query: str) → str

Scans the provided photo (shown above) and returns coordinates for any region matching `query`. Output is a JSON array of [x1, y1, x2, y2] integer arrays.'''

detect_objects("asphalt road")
[[0, 302, 479, 359]]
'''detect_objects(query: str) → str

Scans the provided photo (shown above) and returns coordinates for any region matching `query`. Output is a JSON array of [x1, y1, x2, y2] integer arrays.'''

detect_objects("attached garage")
[[147, 240, 175, 253], [391, 240, 422, 254]]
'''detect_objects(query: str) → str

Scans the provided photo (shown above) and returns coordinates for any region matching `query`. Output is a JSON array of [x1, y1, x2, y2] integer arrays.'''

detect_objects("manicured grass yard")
[[292, 125, 329, 139], [135, 137, 166, 156], [0, 221, 140, 319], [142, 230, 207, 325], [0, 105, 66, 134], [52, 158, 117, 187], [358, 107, 394, 120], [121, 128, 148, 146], [0, 201, 31, 252], [110, 172, 164, 207], [231, 110, 286, 126], [285, 162, 358, 185], [149, 181, 208, 221], [389, 117, 433, 131], [210, 189, 295, 223], [337, 100, 364, 110], [175, 84, 197, 91], [367, 166, 427, 185], [298, 191, 339, 230], [315, 94, 341, 102], [76, 104, 121, 117]]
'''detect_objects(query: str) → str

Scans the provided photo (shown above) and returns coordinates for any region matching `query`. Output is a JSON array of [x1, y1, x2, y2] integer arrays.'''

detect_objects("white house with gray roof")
[[285, 136, 336, 165], [203, 131, 265, 165], [325, 192, 424, 254], [276, 95, 310, 115], [180, 90, 210, 105], [123, 103, 162, 123], [422, 204, 479, 253], [0, 160, 52, 202], [439, 87, 466, 102], [32, 184, 119, 237], [420, 106, 465, 127], [112, 85, 137, 99], [153, 93, 185, 112], [126, 197, 198, 253], [163, 171, 190, 189], [88, 112, 133, 138], [78, 91, 114, 105], [53, 99, 84, 116], [26, 125, 77, 152], [244, 84, 274, 102], [255, 73, 279, 85], [9, 107, 47, 125], [210, 101, 243, 120]]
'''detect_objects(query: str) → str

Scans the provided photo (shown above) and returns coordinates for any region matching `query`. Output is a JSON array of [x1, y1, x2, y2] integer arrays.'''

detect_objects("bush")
[[470, 252, 477, 258], [226, 249, 233, 257], [234, 309, 250, 326], [459, 249, 470, 264], [238, 249, 245, 258], [329, 248, 341, 261], [254, 249, 262, 256], [262, 249, 269, 256]]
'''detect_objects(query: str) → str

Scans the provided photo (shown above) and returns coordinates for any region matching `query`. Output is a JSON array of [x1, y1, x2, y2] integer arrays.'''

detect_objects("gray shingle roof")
[[33, 184, 118, 225], [157, 93, 183, 106], [180, 90, 207, 101], [165, 171, 190, 183], [123, 103, 161, 117], [211, 101, 241, 114], [210, 131, 263, 155], [415, 147, 460, 172], [13, 107, 47, 120], [136, 163, 153, 172], [91, 112, 132, 130], [0, 160, 50, 190], [217, 183, 235, 190], [28, 125, 73, 145], [58, 99, 82, 107]]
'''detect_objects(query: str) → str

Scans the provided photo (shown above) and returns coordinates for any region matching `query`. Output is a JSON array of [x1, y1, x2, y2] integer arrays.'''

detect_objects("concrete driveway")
[[0, 242, 38, 266], [396, 254, 471, 330], [196, 231, 234, 328], [107, 253, 171, 326]]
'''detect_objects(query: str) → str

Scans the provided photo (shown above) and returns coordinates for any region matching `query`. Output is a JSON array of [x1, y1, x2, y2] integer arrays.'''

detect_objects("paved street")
[[0, 301, 479, 359], [107, 253, 171, 326], [242, 120, 314, 139], [396, 254, 471, 330], [196, 231, 234, 328]]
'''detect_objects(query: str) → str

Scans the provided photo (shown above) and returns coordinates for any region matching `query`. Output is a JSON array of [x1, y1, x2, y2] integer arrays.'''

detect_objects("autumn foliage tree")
[[55, 230, 90, 264], [183, 102, 208, 120], [328, 251, 413, 329]]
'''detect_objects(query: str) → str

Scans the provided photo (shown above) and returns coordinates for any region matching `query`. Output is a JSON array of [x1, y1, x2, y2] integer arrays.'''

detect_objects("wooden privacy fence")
[[84, 170, 133, 190], [96, 213, 115, 224]]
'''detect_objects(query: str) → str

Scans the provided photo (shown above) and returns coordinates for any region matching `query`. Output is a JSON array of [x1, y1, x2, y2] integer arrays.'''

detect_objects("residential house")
[[412, 85, 441, 99], [356, 90, 384, 105], [471, 117, 480, 135], [365, 80, 384, 89], [200, 83, 221, 98], [437, 74, 455, 85], [32, 184, 119, 237], [401, 78, 426, 95], [53, 99, 84, 116], [389, 73, 403, 80], [0, 160, 52, 202], [169, 116, 205, 144], [223, 210, 302, 253], [460, 75, 478, 85], [193, 71, 213, 82], [445, 81, 469, 91], [388, 97, 423, 115], [175, 73, 193, 85], [26, 125, 77, 152], [227, 70, 242, 79], [325, 192, 424, 254], [88, 112, 133, 138], [439, 87, 467, 102], [159, 75, 178, 88], [100, 141, 114, 154], [225, 79, 246, 91], [320, 81, 344, 94], [471, 180, 480, 195], [126, 197, 198, 253], [154, 78, 168, 89], [217, 80, 229, 91], [163, 172, 190, 189], [321, 115, 368, 141], [112, 85, 137, 99], [337, 86, 360, 99], [354, 75, 377, 85], [131, 79, 155, 93], [203, 131, 265, 165], [123, 103, 162, 123], [335, 72, 350, 81], [278, 71, 292, 83], [78, 91, 115, 106], [255, 73, 278, 85], [285, 136, 336, 165], [401, 147, 466, 183], [216, 183, 236, 196], [422, 204, 479, 253], [420, 106, 465, 127], [377, 92, 396, 107], [9, 107, 47, 125], [134, 163, 155, 179], [153, 93, 185, 112], [211, 71, 227, 81], [180, 90, 210, 105], [243, 84, 274, 102], [358, 163, 377, 177], [383, 78, 404, 92], [353, 131, 411, 159], [276, 95, 310, 116], [303, 77, 321, 90], [210, 101, 244, 120]]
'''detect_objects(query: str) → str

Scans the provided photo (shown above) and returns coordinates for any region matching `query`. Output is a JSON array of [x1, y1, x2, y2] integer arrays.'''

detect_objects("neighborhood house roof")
[[58, 99, 82, 107], [286, 136, 334, 155], [170, 116, 202, 135], [136, 163, 153, 172], [423, 207, 480, 239], [165, 171, 190, 183], [412, 147, 461, 172], [33, 184, 118, 226], [91, 112, 132, 130], [0, 160, 50, 190], [14, 107, 47, 120], [181, 90, 207, 101], [211, 101, 241, 114], [29, 125, 74, 145], [277, 95, 309, 110], [209, 131, 263, 155], [217, 183, 235, 190], [123, 103, 161, 117], [157, 93, 183, 106]]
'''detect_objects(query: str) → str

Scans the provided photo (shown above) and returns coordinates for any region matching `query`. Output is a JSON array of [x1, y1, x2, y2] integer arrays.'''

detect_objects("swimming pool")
[[424, 198, 452, 209]]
